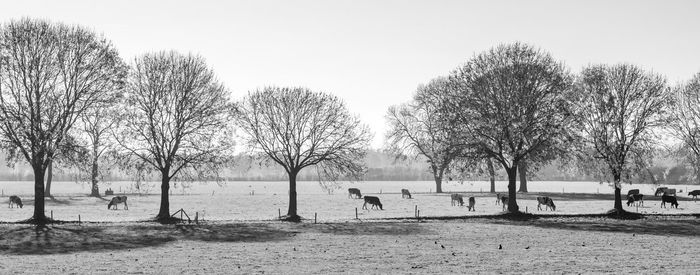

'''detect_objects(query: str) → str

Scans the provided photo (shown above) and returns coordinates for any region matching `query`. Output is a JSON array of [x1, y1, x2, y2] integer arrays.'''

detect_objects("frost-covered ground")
[[0, 217, 698, 274], [0, 180, 699, 222]]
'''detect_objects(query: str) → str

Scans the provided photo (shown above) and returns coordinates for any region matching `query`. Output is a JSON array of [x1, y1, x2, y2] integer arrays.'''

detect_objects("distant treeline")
[[0, 150, 696, 184]]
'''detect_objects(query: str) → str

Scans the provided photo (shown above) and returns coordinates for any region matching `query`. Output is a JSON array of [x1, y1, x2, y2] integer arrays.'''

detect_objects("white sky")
[[2, 0, 699, 148]]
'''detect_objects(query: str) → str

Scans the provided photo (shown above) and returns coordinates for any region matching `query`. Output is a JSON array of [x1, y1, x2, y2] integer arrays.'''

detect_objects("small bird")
[[434, 241, 438, 244], [525, 246, 530, 249], [441, 245, 445, 249], [498, 244, 502, 250], [451, 252, 456, 256], [293, 247, 296, 251]]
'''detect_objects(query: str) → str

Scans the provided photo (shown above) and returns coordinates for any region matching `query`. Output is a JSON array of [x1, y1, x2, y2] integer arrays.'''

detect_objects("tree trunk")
[[90, 153, 100, 197], [518, 161, 528, 193], [44, 160, 53, 197], [32, 164, 48, 222], [487, 158, 496, 193], [156, 169, 170, 220], [434, 175, 443, 193], [286, 170, 300, 221], [506, 166, 519, 213], [613, 171, 623, 211]]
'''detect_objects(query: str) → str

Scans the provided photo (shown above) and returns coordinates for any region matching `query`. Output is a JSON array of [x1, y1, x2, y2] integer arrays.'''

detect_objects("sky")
[[1, 0, 699, 148]]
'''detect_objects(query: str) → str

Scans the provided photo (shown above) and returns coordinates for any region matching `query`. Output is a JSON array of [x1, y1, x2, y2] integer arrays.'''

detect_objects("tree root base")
[[279, 215, 302, 222], [605, 209, 643, 220]]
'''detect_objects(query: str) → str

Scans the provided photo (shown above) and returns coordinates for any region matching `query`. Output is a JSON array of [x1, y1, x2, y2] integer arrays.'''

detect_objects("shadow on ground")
[[483, 216, 700, 237], [301, 222, 428, 236], [0, 223, 296, 255]]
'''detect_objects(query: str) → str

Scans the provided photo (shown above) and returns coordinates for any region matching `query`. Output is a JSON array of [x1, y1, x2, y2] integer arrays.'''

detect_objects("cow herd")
[[348, 188, 559, 213], [347, 187, 700, 214], [5, 195, 130, 211]]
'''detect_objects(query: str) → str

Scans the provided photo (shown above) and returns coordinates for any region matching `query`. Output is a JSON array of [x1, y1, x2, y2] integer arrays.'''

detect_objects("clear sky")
[[2, 0, 699, 148]]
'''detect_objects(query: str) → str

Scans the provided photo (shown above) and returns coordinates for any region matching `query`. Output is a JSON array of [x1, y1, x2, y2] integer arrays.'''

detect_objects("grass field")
[[0, 216, 698, 274]]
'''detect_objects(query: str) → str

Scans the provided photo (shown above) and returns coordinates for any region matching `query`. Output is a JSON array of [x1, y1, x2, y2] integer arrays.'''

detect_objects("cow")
[[107, 196, 129, 210], [451, 193, 464, 206], [501, 196, 509, 211], [536, 196, 556, 211], [654, 187, 668, 197], [627, 189, 640, 196], [466, 197, 476, 211], [362, 196, 383, 210], [348, 188, 362, 199], [664, 189, 677, 196], [661, 195, 679, 208], [495, 193, 505, 205], [401, 189, 412, 199], [689, 190, 700, 201], [626, 194, 644, 207], [9, 195, 22, 208]]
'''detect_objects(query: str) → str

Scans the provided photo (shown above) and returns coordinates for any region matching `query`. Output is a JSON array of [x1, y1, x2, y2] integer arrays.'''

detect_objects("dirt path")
[[0, 216, 698, 274]]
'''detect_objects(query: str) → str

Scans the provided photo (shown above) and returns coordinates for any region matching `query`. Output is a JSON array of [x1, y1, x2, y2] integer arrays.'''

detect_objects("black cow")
[[661, 195, 679, 208], [627, 189, 640, 196], [451, 194, 464, 206], [363, 196, 383, 210], [626, 194, 644, 207], [466, 197, 476, 211], [654, 187, 668, 197], [9, 195, 22, 208], [348, 188, 362, 199], [495, 193, 505, 205], [536, 196, 556, 211], [108, 196, 129, 210], [401, 189, 412, 199], [689, 190, 700, 201], [500, 196, 509, 211]]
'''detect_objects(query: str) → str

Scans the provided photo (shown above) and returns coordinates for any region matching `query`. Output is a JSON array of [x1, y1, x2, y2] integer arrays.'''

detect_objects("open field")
[[1, 181, 699, 223], [0, 216, 698, 274]]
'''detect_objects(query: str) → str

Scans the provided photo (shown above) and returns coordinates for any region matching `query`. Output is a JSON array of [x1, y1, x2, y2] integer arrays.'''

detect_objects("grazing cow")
[[362, 196, 383, 210], [689, 190, 700, 201], [501, 196, 509, 211], [536, 196, 556, 211], [661, 195, 679, 208], [627, 189, 640, 196], [495, 193, 505, 205], [348, 188, 362, 199], [466, 197, 476, 211], [401, 189, 412, 199], [626, 194, 644, 207], [8, 195, 22, 208], [107, 196, 129, 210], [654, 187, 668, 197], [451, 194, 464, 206], [664, 189, 677, 196]]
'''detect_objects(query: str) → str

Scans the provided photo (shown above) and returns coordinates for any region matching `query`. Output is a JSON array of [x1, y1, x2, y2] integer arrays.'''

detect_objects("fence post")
[[314, 213, 317, 224], [355, 207, 358, 219], [525, 206, 527, 213], [278, 209, 281, 219], [51, 210, 53, 220], [78, 214, 81, 224], [414, 205, 418, 218]]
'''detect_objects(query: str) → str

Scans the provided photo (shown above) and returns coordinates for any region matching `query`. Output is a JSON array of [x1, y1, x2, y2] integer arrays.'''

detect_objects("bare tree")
[[386, 77, 466, 193], [116, 51, 235, 221], [72, 99, 122, 197], [236, 87, 371, 222], [0, 19, 126, 223], [449, 42, 573, 213], [668, 73, 700, 184], [572, 64, 670, 213]]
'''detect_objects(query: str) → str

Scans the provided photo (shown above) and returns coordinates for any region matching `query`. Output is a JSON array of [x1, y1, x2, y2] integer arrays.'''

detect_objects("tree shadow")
[[483, 216, 700, 237], [0, 223, 296, 255], [302, 222, 428, 236]]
